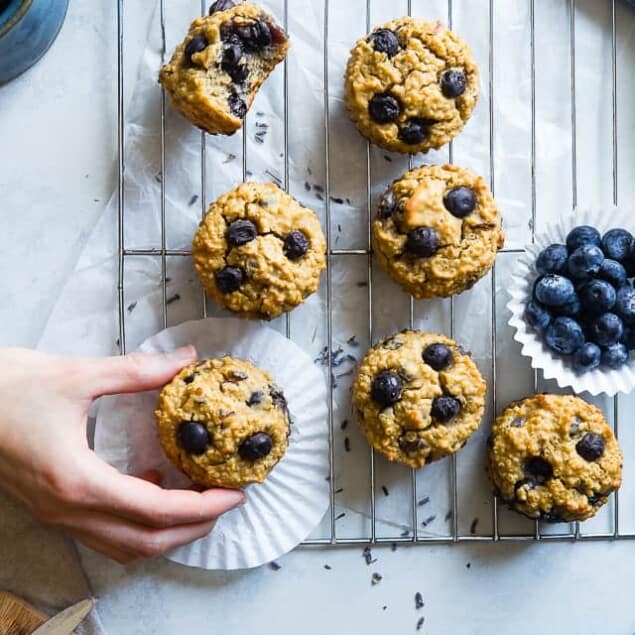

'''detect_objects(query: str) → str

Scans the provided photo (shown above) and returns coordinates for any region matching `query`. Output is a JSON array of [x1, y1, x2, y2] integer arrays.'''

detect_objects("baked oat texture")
[[372, 164, 504, 299], [155, 357, 291, 488], [352, 330, 486, 469], [344, 17, 479, 153], [192, 181, 326, 319], [158, 1, 289, 135], [487, 394, 623, 522]]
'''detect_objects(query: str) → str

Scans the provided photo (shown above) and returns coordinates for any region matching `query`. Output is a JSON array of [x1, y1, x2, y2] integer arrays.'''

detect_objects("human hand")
[[0, 346, 244, 564]]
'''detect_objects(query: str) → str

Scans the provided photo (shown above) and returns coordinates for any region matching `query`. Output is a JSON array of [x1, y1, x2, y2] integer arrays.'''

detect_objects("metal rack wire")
[[115, 0, 634, 546]]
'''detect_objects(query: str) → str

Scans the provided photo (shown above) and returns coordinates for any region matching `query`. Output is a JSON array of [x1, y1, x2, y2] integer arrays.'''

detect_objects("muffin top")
[[352, 329, 486, 468], [488, 393, 623, 522], [344, 17, 480, 153]]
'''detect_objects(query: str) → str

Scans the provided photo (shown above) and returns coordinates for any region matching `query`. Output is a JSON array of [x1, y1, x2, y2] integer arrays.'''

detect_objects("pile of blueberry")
[[525, 225, 635, 373]]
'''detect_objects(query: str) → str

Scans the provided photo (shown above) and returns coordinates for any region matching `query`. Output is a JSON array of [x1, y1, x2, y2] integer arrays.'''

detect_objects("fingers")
[[74, 346, 198, 398], [82, 459, 244, 528], [63, 510, 216, 561], [72, 531, 138, 565]]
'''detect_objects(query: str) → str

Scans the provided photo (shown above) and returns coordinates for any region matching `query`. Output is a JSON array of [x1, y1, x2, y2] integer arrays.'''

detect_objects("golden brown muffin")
[[487, 394, 623, 522], [159, 1, 289, 135], [352, 330, 486, 469], [372, 164, 504, 299], [344, 17, 479, 153], [155, 357, 291, 488], [192, 181, 326, 319]]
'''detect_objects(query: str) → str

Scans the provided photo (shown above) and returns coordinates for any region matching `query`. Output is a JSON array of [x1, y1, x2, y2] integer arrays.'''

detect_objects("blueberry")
[[178, 421, 210, 455], [602, 342, 629, 369], [566, 244, 604, 279], [615, 285, 635, 324], [185, 35, 208, 63], [544, 317, 584, 355], [572, 342, 601, 373], [575, 432, 605, 461], [222, 36, 248, 83], [405, 227, 439, 257], [533, 274, 576, 307], [247, 390, 264, 406], [215, 265, 244, 292], [524, 300, 551, 332], [368, 93, 401, 124], [371, 371, 403, 407], [589, 312, 623, 347], [566, 225, 601, 252], [443, 187, 476, 218], [228, 93, 247, 118], [235, 18, 272, 51], [398, 118, 436, 145], [524, 456, 553, 484], [598, 259, 627, 288], [209, 0, 235, 13], [377, 191, 397, 220], [422, 343, 453, 370], [601, 228, 633, 262], [283, 231, 309, 260], [622, 327, 635, 350], [239, 432, 273, 460], [579, 279, 616, 314], [227, 219, 257, 246], [553, 294, 581, 317], [536, 244, 568, 275], [269, 384, 288, 411], [367, 28, 400, 58], [431, 395, 461, 422], [440, 69, 467, 98]]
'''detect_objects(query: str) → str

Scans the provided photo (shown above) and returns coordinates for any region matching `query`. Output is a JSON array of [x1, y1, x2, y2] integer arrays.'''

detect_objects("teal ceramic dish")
[[0, 0, 69, 85]]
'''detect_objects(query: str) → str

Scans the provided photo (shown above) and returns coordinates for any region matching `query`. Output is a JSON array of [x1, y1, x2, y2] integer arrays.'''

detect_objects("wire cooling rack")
[[114, 0, 635, 546]]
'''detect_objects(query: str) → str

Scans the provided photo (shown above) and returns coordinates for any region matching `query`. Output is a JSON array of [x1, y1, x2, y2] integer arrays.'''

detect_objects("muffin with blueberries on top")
[[192, 181, 326, 320], [487, 393, 622, 522], [155, 357, 291, 489], [344, 17, 480, 154], [352, 329, 486, 469], [372, 164, 504, 299], [159, 1, 289, 135]]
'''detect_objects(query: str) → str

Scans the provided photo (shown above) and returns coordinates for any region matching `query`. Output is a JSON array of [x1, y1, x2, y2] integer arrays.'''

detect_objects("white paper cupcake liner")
[[95, 317, 329, 570], [508, 206, 635, 397]]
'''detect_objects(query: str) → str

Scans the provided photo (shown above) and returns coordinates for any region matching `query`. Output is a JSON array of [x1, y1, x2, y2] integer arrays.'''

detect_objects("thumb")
[[78, 346, 198, 398]]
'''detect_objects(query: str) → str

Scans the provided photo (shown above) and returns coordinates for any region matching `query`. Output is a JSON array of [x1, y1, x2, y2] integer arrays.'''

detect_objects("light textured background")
[[1, 1, 635, 633]]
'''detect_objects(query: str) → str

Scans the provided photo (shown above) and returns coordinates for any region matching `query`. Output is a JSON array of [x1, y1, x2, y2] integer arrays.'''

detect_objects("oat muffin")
[[344, 17, 479, 153], [372, 164, 504, 299], [192, 182, 326, 319], [155, 357, 291, 488], [352, 330, 486, 469], [487, 394, 623, 522], [159, 1, 289, 135]]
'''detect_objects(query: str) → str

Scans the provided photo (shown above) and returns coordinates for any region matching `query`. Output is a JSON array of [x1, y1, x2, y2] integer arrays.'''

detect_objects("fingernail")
[[169, 345, 197, 363], [224, 489, 246, 508]]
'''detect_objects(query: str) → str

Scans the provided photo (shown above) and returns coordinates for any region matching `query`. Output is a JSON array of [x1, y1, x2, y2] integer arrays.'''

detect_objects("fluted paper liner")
[[95, 317, 329, 570], [508, 207, 635, 397]]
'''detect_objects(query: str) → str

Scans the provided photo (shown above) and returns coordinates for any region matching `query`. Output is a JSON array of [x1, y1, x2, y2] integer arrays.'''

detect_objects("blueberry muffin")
[[373, 164, 504, 299], [159, 1, 289, 135], [352, 330, 486, 469], [344, 18, 479, 154], [487, 394, 623, 522], [155, 357, 291, 488], [192, 181, 326, 319]]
